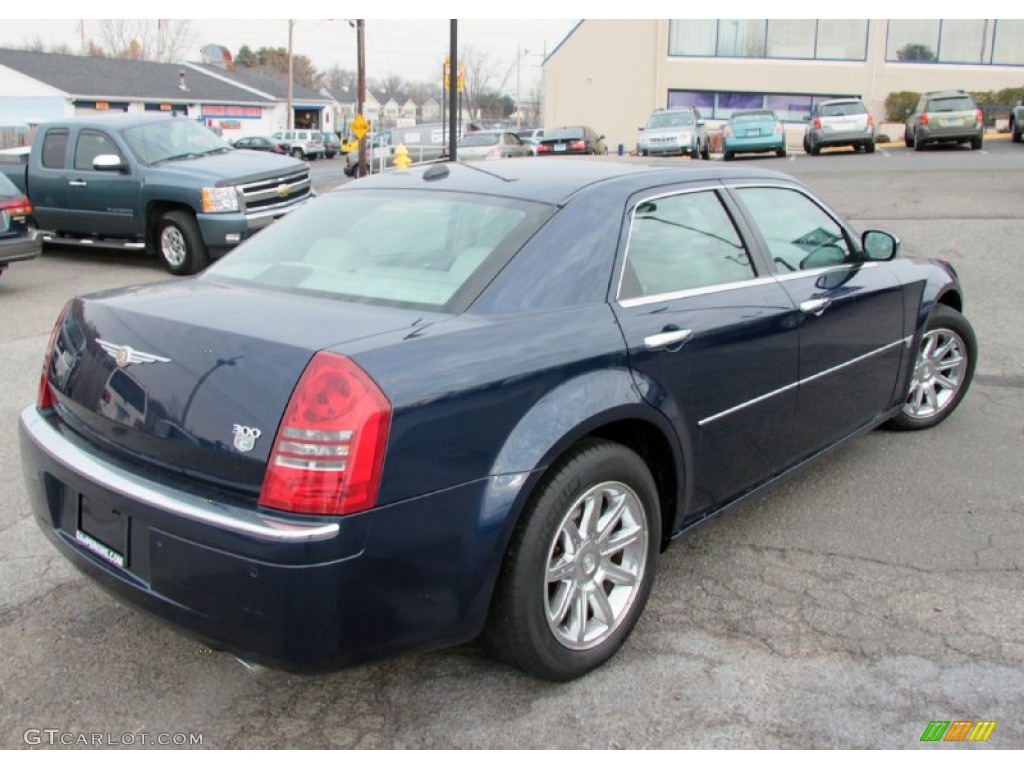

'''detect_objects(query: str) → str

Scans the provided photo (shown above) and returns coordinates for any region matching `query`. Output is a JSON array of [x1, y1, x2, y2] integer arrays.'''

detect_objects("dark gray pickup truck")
[[1, 114, 313, 274]]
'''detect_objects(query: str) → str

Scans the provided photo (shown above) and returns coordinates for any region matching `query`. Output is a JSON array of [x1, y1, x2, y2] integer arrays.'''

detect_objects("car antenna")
[[422, 165, 449, 182], [454, 161, 516, 183]]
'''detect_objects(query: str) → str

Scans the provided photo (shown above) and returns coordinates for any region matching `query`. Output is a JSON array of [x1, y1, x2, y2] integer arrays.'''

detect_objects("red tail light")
[[1, 197, 33, 217], [537, 144, 550, 153], [38, 302, 70, 410], [919, 113, 929, 125], [773, 122, 782, 135], [570, 140, 586, 151], [724, 126, 733, 137], [975, 109, 984, 123], [259, 352, 391, 516], [867, 115, 874, 127], [813, 118, 822, 130]]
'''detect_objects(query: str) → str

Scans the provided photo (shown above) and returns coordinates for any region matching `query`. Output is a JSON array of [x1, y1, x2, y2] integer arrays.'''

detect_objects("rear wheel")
[[483, 439, 660, 681], [701, 140, 710, 160], [905, 130, 914, 148], [971, 134, 983, 150], [865, 141, 876, 154], [156, 210, 208, 276], [723, 151, 734, 161], [886, 306, 976, 431], [808, 139, 820, 156], [776, 144, 787, 158], [914, 136, 926, 151], [1012, 118, 1022, 143]]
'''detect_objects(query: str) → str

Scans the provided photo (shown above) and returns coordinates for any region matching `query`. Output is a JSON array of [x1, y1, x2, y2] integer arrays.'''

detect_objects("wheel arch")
[[145, 200, 196, 251]]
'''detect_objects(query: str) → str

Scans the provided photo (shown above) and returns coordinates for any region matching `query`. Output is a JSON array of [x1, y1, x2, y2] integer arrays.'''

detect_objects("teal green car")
[[722, 110, 787, 160]]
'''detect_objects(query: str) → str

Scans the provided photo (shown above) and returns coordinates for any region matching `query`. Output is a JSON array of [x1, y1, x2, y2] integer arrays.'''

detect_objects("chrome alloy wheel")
[[544, 481, 649, 651], [160, 225, 187, 269], [904, 327, 968, 420]]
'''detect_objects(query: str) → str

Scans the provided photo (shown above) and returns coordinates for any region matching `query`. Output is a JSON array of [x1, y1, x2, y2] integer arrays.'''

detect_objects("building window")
[[767, 20, 815, 59], [669, 90, 852, 123], [815, 20, 868, 60], [938, 19, 991, 63], [670, 19, 867, 61], [992, 20, 1024, 65], [717, 20, 766, 58]]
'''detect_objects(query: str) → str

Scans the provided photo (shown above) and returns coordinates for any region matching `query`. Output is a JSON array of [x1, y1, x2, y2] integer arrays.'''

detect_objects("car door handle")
[[68, 180, 87, 187], [800, 298, 831, 316], [644, 328, 694, 350]]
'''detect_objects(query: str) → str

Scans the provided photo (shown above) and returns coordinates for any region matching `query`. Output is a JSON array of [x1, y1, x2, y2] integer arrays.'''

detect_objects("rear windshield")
[[927, 96, 974, 112], [460, 133, 501, 146], [203, 190, 555, 312], [731, 111, 774, 123], [646, 111, 694, 129], [545, 128, 585, 141], [819, 101, 867, 117]]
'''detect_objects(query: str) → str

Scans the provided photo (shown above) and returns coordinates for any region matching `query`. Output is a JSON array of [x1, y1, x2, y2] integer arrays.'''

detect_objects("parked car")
[[0, 115, 311, 275], [271, 129, 326, 160], [536, 126, 608, 155], [21, 160, 976, 682], [804, 98, 876, 155], [636, 106, 710, 159], [1010, 99, 1024, 143], [516, 128, 545, 155], [722, 109, 787, 160], [0, 169, 40, 277], [456, 130, 532, 160], [231, 135, 288, 154], [323, 133, 341, 159], [904, 90, 984, 151]]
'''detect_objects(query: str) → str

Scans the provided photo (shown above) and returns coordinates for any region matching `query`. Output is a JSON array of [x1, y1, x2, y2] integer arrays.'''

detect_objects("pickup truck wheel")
[[157, 211, 208, 276]]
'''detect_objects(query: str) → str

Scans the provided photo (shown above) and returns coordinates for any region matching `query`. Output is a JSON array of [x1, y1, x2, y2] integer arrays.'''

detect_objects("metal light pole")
[[287, 20, 294, 129]]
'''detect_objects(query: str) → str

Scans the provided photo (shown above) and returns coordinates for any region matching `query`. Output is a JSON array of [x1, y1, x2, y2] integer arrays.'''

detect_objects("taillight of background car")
[[259, 352, 391, 516], [1, 196, 33, 218]]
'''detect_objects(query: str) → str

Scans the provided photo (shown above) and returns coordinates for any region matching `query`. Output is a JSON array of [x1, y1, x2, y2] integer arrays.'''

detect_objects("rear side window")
[[41, 129, 69, 169], [204, 190, 555, 312]]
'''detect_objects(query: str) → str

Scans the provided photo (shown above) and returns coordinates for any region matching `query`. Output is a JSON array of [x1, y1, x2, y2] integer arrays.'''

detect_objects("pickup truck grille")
[[238, 170, 312, 215]]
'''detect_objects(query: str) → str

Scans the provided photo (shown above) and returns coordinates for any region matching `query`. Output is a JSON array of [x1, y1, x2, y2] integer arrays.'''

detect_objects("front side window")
[[73, 130, 121, 171], [621, 190, 754, 300], [735, 187, 854, 273]]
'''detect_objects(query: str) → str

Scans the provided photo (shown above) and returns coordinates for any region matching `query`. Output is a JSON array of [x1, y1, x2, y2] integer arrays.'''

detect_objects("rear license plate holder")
[[77, 496, 128, 569]]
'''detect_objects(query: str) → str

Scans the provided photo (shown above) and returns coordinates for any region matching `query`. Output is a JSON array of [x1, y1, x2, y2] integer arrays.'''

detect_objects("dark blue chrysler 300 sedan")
[[20, 160, 976, 681]]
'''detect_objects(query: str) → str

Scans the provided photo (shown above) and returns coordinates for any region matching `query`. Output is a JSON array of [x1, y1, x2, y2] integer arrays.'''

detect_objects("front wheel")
[[701, 140, 710, 160], [886, 306, 977, 431], [483, 439, 661, 681], [156, 211, 208, 276]]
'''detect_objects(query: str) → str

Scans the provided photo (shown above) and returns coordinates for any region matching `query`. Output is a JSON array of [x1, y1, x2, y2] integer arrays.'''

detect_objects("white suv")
[[271, 129, 325, 160]]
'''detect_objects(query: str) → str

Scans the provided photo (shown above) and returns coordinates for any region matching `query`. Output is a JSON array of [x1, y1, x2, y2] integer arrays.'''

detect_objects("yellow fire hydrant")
[[393, 142, 411, 170]]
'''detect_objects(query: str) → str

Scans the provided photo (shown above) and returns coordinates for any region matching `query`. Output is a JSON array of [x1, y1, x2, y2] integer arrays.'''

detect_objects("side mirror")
[[92, 154, 126, 172], [863, 230, 899, 261], [803, 114, 811, 122], [697, 119, 706, 127], [598, 135, 605, 141]]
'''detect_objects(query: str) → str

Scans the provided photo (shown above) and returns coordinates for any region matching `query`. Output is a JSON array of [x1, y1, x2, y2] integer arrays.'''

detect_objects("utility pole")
[[357, 19, 367, 177], [515, 44, 521, 129], [287, 20, 294, 130], [448, 20, 457, 163]]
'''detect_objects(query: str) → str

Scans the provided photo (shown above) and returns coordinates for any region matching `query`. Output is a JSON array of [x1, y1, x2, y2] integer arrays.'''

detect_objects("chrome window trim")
[[698, 336, 912, 427], [615, 183, 756, 303], [774, 261, 880, 282], [20, 407, 340, 544], [619, 275, 777, 308]]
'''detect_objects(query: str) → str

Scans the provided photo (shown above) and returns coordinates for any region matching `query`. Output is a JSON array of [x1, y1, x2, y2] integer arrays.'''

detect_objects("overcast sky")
[[0, 16, 578, 95]]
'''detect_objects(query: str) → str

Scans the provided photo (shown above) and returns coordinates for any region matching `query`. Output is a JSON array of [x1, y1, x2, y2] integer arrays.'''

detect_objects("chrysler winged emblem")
[[97, 340, 171, 368]]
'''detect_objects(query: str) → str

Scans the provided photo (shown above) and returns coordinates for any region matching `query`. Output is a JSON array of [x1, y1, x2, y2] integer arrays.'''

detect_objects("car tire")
[[808, 139, 820, 156], [914, 137, 926, 151], [865, 141, 875, 154], [885, 305, 977, 432], [291, 148, 303, 159], [971, 134, 983, 150], [482, 439, 661, 681], [776, 144, 787, 158], [723, 151, 734, 161], [701, 141, 710, 160], [1012, 118, 1022, 143], [690, 144, 700, 159], [905, 130, 914, 148], [156, 210, 208, 276]]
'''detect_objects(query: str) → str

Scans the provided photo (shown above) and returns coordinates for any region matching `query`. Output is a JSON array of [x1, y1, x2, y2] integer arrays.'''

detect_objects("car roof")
[[338, 159, 796, 207]]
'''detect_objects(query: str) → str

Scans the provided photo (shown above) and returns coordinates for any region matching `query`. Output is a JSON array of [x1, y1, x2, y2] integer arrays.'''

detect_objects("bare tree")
[[324, 66, 357, 97], [460, 45, 514, 120], [96, 19, 194, 62], [371, 73, 406, 104]]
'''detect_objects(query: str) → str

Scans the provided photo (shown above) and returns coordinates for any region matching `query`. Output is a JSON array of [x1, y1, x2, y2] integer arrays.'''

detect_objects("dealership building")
[[543, 20, 1024, 150]]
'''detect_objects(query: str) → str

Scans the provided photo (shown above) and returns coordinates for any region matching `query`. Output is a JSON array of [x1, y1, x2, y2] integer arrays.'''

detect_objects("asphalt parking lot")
[[1, 140, 1021, 749]]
